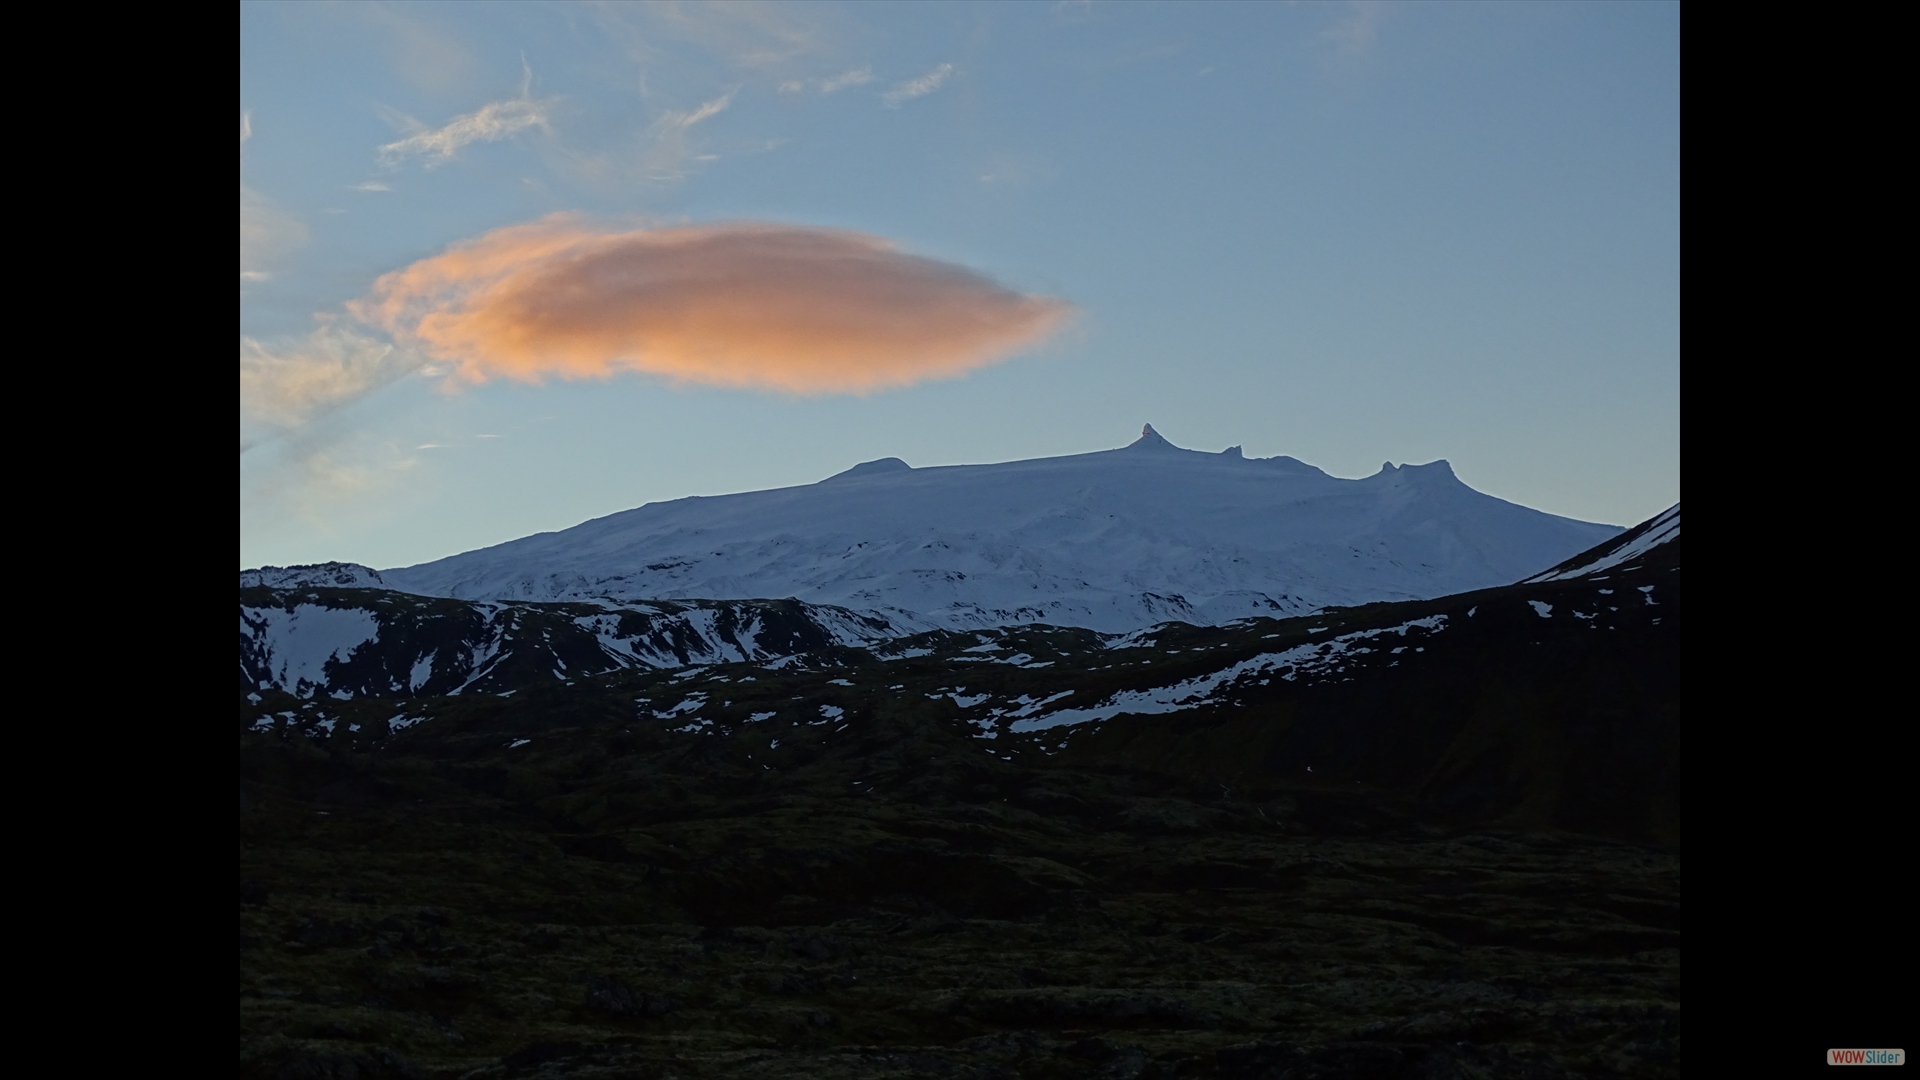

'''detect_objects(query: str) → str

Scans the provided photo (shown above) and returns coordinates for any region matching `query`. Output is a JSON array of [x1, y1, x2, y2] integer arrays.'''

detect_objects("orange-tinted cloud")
[[350, 216, 1073, 394]]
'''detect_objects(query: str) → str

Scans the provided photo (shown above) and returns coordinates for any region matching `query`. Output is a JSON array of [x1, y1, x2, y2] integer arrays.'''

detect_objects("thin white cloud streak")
[[633, 89, 736, 180], [820, 67, 874, 92], [549, 88, 733, 188], [240, 325, 424, 451], [672, 92, 733, 129], [378, 98, 554, 164], [883, 63, 953, 106], [241, 111, 252, 144], [781, 67, 875, 95]]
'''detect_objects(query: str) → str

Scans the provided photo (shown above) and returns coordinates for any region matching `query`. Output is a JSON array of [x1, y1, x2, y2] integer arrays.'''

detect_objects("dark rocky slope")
[[240, 512, 1680, 1078]]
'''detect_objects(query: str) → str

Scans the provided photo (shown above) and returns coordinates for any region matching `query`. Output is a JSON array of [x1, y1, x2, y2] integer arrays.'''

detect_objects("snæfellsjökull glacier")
[[252, 426, 1622, 635]]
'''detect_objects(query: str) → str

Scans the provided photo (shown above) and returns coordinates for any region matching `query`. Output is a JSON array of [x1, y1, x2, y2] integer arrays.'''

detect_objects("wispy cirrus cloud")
[[820, 66, 876, 93], [662, 90, 734, 131], [240, 323, 425, 450], [348, 215, 1073, 395], [883, 63, 954, 107], [378, 97, 554, 165], [378, 62, 555, 166], [631, 89, 736, 181], [779, 67, 875, 95]]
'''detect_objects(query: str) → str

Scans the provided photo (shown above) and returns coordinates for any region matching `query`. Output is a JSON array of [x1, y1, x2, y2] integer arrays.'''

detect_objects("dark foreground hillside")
[[240, 538, 1679, 1079]]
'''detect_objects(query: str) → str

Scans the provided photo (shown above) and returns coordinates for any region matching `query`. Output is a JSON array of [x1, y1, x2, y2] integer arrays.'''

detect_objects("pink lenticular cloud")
[[351, 216, 1073, 394]]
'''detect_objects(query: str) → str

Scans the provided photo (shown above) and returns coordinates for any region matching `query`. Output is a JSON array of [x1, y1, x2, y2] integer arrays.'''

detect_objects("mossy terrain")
[[241, 553, 1678, 1078]]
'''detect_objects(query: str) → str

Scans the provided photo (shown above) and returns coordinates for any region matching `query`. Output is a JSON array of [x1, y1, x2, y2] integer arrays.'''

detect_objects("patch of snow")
[[654, 694, 707, 718], [1010, 615, 1448, 733], [452, 624, 510, 695], [999, 691, 1075, 718], [241, 604, 382, 697], [1528, 601, 1553, 618], [1101, 628, 1160, 650], [1526, 504, 1677, 582], [571, 613, 663, 668]]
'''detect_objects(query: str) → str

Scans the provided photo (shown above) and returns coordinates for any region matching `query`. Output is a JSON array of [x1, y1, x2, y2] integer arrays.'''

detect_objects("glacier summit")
[[367, 426, 1622, 634]]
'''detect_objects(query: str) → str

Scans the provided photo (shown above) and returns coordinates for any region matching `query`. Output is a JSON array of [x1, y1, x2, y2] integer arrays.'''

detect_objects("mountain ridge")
[[240, 502, 1676, 709], [326, 428, 1622, 633]]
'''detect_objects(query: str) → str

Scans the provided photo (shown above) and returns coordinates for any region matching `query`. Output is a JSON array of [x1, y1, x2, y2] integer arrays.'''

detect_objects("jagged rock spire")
[[1130, 424, 1178, 451]]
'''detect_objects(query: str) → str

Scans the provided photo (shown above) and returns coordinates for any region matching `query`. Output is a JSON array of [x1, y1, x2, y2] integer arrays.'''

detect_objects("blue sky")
[[240, 1, 1678, 571]]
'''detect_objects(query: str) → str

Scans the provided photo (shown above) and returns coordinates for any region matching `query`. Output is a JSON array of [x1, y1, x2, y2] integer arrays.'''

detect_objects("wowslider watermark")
[[1829, 1049, 1905, 1065]]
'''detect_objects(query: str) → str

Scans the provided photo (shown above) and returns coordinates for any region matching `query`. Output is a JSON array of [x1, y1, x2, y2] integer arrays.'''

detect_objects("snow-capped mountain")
[[373, 426, 1623, 633], [241, 501, 1674, 704], [1524, 503, 1678, 582]]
